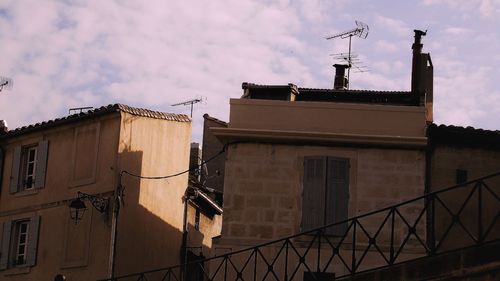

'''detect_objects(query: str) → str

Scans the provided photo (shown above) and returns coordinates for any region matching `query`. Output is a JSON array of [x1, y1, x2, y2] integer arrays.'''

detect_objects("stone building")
[[0, 104, 222, 281]]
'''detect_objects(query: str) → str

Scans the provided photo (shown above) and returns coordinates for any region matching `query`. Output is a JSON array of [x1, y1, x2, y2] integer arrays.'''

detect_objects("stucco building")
[[0, 104, 222, 281]]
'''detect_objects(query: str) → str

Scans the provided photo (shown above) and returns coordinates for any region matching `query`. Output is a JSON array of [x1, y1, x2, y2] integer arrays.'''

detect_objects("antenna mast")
[[171, 97, 206, 117], [0, 76, 13, 92], [326, 21, 369, 89]]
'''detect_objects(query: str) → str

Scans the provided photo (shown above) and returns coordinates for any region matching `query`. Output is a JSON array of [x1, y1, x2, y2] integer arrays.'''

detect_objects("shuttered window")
[[9, 140, 48, 193], [302, 156, 349, 236], [0, 216, 41, 270]]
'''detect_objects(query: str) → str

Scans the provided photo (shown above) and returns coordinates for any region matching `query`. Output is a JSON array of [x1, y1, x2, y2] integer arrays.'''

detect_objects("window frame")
[[0, 216, 41, 270], [9, 140, 48, 194]]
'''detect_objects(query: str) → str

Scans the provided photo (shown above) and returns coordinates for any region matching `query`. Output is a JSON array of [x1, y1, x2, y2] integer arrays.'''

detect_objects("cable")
[[120, 143, 230, 180]]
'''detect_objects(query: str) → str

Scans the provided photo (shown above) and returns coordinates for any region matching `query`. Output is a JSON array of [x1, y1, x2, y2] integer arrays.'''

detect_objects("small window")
[[0, 216, 41, 270], [9, 140, 49, 193], [22, 146, 37, 190], [456, 169, 468, 184], [13, 220, 29, 266]]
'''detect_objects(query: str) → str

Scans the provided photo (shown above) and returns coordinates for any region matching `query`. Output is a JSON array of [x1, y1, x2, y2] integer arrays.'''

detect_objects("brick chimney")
[[333, 64, 349, 90], [411, 30, 433, 123]]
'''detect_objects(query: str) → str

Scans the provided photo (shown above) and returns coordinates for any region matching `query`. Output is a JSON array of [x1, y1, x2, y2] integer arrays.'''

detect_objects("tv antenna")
[[171, 96, 206, 117], [326, 20, 369, 88], [330, 53, 369, 73], [0, 77, 13, 92]]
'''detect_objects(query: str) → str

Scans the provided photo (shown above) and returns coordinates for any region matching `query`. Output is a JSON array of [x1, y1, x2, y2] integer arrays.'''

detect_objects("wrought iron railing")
[[100, 172, 500, 281]]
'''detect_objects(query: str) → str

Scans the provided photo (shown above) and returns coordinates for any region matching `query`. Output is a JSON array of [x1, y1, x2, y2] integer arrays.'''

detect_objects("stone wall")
[[218, 143, 426, 246]]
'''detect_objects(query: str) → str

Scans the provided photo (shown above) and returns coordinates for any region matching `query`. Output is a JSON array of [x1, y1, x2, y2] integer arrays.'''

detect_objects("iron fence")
[[100, 172, 500, 281]]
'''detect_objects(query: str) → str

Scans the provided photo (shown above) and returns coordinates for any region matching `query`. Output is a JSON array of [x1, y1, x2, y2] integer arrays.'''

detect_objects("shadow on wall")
[[114, 150, 184, 277]]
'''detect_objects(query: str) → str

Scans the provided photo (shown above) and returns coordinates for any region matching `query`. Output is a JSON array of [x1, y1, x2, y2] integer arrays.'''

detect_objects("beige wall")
[[218, 143, 425, 246], [114, 112, 192, 275], [0, 114, 121, 280], [228, 99, 427, 138], [186, 203, 222, 257]]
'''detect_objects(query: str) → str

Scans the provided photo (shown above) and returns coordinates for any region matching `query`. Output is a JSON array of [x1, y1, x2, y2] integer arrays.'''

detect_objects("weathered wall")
[[186, 203, 223, 257], [115, 112, 192, 276], [430, 146, 500, 250], [201, 115, 227, 195], [218, 143, 425, 246], [0, 114, 121, 281]]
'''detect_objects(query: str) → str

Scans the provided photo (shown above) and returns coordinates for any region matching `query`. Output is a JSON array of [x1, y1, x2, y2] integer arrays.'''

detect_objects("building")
[[0, 104, 222, 281]]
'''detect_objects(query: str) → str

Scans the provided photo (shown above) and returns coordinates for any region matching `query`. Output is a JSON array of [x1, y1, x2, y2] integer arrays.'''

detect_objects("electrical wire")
[[120, 143, 230, 180]]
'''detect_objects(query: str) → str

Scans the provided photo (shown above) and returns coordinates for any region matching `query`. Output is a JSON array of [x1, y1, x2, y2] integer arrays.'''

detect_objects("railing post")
[[390, 208, 395, 264], [427, 194, 436, 255], [351, 219, 357, 274], [478, 181, 483, 243]]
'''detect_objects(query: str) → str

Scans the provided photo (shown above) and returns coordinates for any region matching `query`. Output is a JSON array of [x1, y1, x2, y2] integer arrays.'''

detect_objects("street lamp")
[[69, 192, 109, 224]]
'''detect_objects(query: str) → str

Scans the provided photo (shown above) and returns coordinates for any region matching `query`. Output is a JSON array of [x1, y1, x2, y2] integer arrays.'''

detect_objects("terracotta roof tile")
[[1, 104, 190, 139]]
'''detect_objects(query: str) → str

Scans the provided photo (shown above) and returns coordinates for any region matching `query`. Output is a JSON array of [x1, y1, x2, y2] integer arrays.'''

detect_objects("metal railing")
[[100, 172, 500, 281]]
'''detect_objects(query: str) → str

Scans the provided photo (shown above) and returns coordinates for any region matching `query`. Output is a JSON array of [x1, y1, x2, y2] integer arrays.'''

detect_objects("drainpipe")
[[109, 176, 123, 279]]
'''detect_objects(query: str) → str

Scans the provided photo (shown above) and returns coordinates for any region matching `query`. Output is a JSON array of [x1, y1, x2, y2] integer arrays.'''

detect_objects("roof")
[[241, 82, 419, 106], [1, 104, 191, 139], [427, 123, 500, 149], [203, 114, 228, 126]]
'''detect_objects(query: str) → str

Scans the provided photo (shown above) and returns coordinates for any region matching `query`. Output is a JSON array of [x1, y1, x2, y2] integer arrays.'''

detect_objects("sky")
[[1, 0, 499, 141]]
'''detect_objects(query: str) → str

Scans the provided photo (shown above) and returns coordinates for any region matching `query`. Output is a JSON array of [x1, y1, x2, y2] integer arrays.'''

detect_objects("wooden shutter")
[[0, 221, 12, 270], [34, 140, 48, 189], [302, 156, 327, 231], [25, 216, 40, 266], [9, 146, 22, 193], [325, 157, 349, 236]]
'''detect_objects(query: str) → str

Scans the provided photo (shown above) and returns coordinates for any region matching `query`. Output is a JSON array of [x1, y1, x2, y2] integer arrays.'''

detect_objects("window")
[[22, 146, 37, 190], [0, 216, 41, 270], [13, 221, 29, 265], [302, 156, 349, 236], [9, 140, 48, 193]]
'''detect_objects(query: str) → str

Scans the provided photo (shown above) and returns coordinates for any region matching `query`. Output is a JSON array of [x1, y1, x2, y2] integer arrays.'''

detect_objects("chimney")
[[410, 30, 434, 123], [333, 64, 349, 90], [411, 30, 426, 93], [0, 120, 8, 134]]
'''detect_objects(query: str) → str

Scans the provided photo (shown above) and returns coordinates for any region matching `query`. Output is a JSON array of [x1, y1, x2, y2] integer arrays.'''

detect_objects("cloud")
[[421, 0, 500, 19], [374, 15, 409, 37]]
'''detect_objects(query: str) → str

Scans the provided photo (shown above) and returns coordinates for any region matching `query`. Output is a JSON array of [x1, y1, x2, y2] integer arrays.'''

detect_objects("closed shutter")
[[25, 216, 40, 266], [325, 157, 349, 236], [9, 146, 22, 193], [34, 140, 48, 189], [0, 221, 12, 270], [302, 156, 327, 231]]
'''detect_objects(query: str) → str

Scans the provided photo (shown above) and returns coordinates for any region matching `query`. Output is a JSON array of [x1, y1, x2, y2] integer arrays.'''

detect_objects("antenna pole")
[[190, 103, 194, 118], [347, 34, 353, 89]]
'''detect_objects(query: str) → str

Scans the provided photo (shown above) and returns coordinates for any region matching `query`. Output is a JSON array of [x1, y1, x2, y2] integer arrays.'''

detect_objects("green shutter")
[[25, 216, 40, 266], [0, 221, 12, 270], [302, 156, 327, 232], [34, 140, 48, 189], [325, 157, 349, 236], [9, 146, 21, 193]]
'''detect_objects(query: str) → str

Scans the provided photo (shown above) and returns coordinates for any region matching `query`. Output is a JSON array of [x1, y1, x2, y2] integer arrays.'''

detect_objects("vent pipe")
[[333, 64, 349, 90], [411, 30, 426, 93]]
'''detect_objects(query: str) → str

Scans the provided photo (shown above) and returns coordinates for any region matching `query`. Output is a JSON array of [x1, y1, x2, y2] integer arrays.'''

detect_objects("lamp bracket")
[[77, 191, 109, 213]]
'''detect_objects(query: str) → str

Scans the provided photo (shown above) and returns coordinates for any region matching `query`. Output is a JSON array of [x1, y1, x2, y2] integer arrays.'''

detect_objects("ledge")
[[212, 127, 427, 148]]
